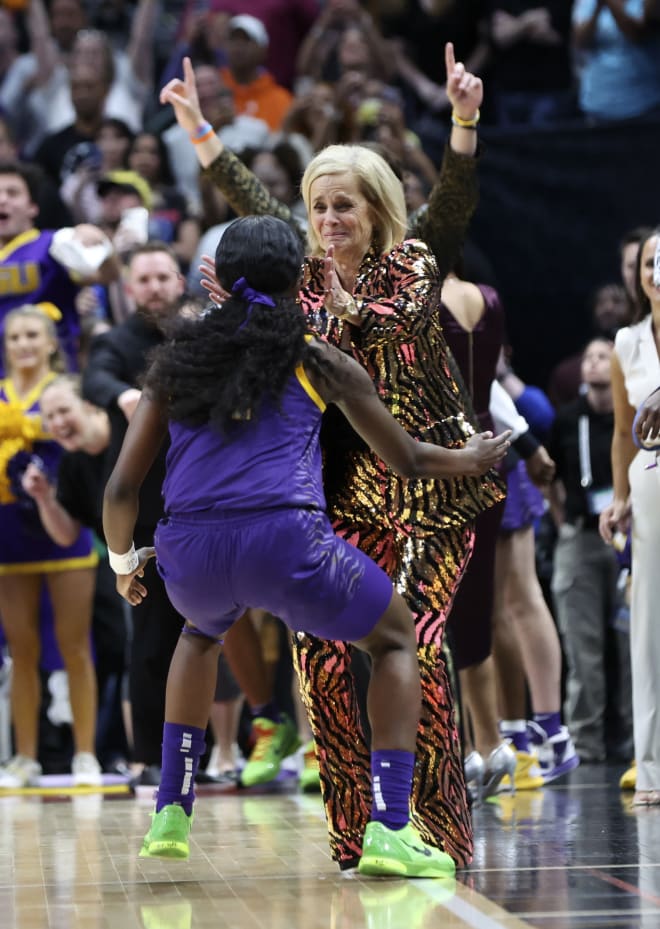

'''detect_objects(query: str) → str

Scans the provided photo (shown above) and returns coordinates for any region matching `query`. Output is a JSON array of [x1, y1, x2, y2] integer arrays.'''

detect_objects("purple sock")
[[156, 722, 206, 815], [370, 750, 414, 830], [500, 720, 529, 753], [533, 712, 561, 739], [251, 700, 282, 724]]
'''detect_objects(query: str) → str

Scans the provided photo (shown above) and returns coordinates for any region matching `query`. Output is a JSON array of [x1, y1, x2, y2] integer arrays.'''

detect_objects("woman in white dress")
[[600, 227, 660, 806]]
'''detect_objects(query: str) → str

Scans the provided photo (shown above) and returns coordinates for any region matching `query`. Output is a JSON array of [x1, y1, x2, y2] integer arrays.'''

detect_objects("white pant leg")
[[629, 453, 660, 790]]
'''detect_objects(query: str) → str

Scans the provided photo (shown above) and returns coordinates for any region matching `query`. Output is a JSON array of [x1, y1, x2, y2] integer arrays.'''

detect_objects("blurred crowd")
[[0, 0, 658, 811]]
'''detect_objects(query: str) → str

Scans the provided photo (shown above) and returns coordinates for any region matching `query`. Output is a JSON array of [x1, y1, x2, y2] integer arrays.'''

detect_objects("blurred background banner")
[[473, 119, 660, 386]]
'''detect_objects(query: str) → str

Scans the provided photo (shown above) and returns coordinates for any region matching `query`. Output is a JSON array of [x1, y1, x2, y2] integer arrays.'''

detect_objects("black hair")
[[145, 216, 312, 432], [581, 334, 614, 356], [0, 160, 43, 203], [99, 117, 134, 141], [241, 141, 304, 197], [128, 131, 176, 187], [619, 225, 654, 255], [214, 214, 302, 293]]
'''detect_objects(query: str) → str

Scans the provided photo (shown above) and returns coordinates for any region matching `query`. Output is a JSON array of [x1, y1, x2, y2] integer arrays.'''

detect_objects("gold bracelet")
[[451, 108, 480, 129]]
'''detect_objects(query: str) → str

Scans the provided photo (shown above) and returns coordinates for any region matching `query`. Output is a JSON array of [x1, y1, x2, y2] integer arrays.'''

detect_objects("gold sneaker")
[[499, 750, 545, 792], [620, 761, 636, 791]]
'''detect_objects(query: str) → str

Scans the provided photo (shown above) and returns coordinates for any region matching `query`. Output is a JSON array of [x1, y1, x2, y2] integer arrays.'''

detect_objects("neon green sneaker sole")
[[358, 821, 456, 879], [139, 804, 192, 860]]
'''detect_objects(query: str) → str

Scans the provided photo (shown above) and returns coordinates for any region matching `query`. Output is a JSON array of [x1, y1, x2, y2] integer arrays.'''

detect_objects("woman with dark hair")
[[600, 227, 660, 806], [60, 117, 135, 225], [127, 131, 200, 271], [102, 214, 509, 870], [439, 272, 516, 801], [159, 46, 500, 872]]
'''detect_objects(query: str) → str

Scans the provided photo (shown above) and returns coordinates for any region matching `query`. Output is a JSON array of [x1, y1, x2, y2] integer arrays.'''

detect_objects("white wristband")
[[107, 543, 139, 575]]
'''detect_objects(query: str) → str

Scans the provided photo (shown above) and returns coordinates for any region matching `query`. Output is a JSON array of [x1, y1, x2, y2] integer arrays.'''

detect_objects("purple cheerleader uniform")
[[0, 230, 82, 377], [155, 362, 393, 641], [0, 374, 96, 573]]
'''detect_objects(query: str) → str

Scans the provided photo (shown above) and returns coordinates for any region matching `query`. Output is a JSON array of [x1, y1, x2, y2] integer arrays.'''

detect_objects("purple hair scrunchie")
[[231, 276, 276, 330]]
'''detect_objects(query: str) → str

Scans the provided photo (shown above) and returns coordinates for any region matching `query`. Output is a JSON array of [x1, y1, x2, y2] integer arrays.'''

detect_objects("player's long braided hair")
[[145, 215, 323, 433]]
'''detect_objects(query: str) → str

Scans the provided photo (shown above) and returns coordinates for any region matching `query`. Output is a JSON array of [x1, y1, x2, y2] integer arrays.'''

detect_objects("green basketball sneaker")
[[358, 821, 456, 879], [298, 740, 321, 793], [240, 714, 301, 788], [139, 804, 192, 860]]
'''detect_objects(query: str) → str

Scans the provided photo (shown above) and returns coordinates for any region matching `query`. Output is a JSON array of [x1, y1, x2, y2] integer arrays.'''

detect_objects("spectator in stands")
[[620, 225, 653, 319], [0, 160, 117, 376], [485, 1, 576, 126], [178, 0, 319, 90], [281, 81, 351, 150], [0, 9, 19, 89], [296, 1, 393, 85], [34, 59, 112, 184], [0, 0, 87, 151], [0, 115, 73, 229], [379, 0, 490, 159], [220, 15, 293, 131], [3, 0, 156, 155], [91, 170, 154, 322], [547, 283, 629, 407], [159, 9, 230, 89], [96, 170, 152, 251], [492, 354, 579, 787], [59, 117, 134, 225], [572, 0, 660, 123], [127, 131, 200, 271], [402, 167, 432, 214], [548, 337, 632, 763], [354, 84, 438, 190]]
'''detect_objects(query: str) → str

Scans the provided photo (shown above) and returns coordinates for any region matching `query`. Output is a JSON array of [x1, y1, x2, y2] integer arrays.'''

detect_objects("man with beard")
[[82, 242, 186, 786]]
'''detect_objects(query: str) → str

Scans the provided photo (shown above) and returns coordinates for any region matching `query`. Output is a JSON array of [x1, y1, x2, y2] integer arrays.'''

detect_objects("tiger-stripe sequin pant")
[[291, 520, 475, 869]]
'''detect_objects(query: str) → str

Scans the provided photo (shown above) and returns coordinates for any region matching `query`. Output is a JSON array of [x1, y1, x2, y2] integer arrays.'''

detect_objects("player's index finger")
[[445, 42, 455, 74]]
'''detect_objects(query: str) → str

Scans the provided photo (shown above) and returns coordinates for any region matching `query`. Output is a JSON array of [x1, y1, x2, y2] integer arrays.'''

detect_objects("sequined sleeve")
[[357, 239, 439, 349], [408, 144, 479, 282], [201, 149, 306, 244]]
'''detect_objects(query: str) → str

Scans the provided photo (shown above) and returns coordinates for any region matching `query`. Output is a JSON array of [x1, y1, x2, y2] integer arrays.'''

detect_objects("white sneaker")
[[0, 754, 42, 788], [72, 752, 103, 786], [527, 722, 580, 783]]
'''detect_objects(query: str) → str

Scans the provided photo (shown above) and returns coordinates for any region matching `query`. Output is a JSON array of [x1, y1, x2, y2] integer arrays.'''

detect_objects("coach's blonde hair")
[[301, 144, 407, 258]]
